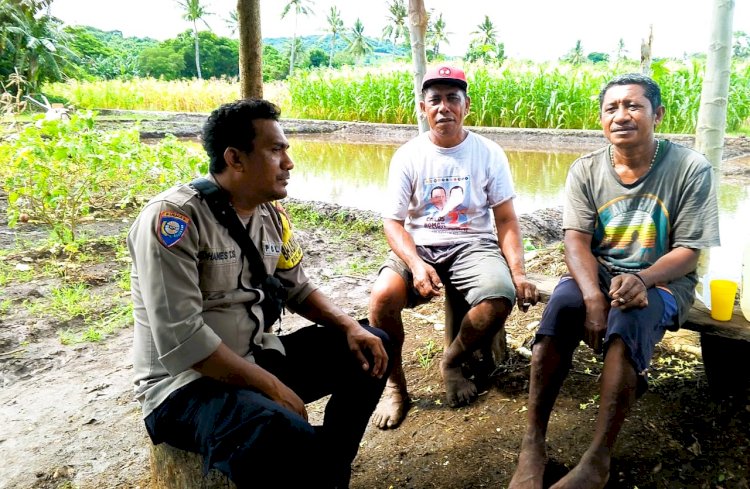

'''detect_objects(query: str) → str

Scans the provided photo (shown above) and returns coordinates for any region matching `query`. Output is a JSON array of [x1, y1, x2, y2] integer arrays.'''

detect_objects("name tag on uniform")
[[198, 249, 238, 262], [263, 242, 282, 255]]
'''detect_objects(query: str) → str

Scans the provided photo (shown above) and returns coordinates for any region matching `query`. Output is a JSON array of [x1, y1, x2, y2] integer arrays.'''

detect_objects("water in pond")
[[287, 138, 750, 286]]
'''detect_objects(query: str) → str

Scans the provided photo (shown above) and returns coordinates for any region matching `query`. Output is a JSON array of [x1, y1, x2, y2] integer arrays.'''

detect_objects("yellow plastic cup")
[[710, 279, 738, 321]]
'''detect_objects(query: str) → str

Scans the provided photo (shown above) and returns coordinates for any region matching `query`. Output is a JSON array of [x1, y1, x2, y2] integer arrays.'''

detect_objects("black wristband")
[[634, 273, 648, 288]]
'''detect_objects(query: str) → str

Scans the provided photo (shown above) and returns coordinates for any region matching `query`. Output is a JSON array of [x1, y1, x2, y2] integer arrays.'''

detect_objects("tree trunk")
[[150, 443, 236, 489], [289, 15, 298, 77], [640, 25, 653, 76], [329, 35, 335, 68], [695, 0, 735, 173], [237, 0, 263, 98], [193, 21, 203, 80], [407, 0, 428, 133]]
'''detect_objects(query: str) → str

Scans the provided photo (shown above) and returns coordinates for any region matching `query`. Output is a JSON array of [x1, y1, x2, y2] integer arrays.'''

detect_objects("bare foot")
[[508, 434, 547, 489], [550, 447, 610, 489], [372, 383, 409, 429], [441, 359, 477, 407]]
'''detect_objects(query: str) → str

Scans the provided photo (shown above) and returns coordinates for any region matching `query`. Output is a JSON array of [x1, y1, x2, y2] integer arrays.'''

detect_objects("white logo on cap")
[[438, 67, 452, 76]]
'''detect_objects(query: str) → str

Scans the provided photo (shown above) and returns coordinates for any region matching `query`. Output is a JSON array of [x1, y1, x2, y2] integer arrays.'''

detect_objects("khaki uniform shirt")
[[128, 175, 315, 417]]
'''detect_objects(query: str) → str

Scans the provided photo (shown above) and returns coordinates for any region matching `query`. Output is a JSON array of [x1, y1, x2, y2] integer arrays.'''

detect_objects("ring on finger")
[[618, 297, 626, 304]]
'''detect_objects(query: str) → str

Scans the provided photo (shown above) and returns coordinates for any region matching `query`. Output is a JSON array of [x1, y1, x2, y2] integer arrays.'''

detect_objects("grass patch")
[[284, 201, 383, 236], [59, 302, 133, 345], [46, 284, 95, 321], [0, 260, 35, 286]]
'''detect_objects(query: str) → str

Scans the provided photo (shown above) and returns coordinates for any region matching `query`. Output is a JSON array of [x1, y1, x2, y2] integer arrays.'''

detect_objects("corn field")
[[44, 61, 750, 134]]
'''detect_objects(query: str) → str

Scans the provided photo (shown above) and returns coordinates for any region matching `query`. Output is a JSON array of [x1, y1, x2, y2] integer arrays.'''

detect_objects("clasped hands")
[[609, 272, 649, 310]]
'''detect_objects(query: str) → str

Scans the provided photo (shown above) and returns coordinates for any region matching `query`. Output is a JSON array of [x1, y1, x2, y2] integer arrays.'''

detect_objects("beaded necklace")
[[609, 139, 661, 173]]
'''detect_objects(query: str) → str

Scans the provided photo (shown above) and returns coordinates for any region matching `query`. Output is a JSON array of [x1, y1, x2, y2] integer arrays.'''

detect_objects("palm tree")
[[382, 0, 408, 48], [2, 0, 75, 94], [225, 9, 238, 37], [563, 40, 585, 66], [427, 11, 449, 59], [325, 6, 344, 68], [466, 14, 504, 65], [472, 15, 497, 47], [176, 0, 211, 79], [281, 0, 314, 76], [346, 18, 374, 62]]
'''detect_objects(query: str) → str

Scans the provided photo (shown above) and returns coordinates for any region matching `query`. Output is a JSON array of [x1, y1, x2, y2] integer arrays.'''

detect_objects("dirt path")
[[1, 126, 750, 488]]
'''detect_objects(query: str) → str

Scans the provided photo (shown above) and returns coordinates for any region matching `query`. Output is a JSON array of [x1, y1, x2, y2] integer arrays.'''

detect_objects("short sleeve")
[[562, 160, 597, 234], [381, 146, 414, 221], [486, 145, 516, 208], [671, 164, 721, 249]]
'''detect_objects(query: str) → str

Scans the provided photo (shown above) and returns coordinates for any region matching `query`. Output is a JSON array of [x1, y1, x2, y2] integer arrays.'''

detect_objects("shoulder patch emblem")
[[157, 210, 190, 248], [276, 207, 303, 270]]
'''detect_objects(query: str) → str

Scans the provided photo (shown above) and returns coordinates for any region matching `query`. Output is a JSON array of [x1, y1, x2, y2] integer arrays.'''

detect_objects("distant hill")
[[263, 34, 410, 59]]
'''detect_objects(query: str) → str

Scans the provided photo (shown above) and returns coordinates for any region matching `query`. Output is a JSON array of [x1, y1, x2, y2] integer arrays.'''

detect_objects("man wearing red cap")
[[369, 64, 539, 429]]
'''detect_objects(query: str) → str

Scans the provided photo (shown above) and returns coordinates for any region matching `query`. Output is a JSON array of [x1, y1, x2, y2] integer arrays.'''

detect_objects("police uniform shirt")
[[128, 174, 315, 417]]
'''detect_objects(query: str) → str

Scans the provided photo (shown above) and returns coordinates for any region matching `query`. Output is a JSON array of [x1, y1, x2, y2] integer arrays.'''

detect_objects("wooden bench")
[[527, 273, 750, 397]]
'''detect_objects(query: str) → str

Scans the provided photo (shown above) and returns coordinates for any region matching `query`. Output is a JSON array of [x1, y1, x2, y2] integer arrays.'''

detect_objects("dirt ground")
[[1, 126, 750, 489]]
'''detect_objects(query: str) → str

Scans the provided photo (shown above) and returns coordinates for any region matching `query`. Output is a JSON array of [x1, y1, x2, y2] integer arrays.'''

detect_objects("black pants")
[[144, 324, 392, 488]]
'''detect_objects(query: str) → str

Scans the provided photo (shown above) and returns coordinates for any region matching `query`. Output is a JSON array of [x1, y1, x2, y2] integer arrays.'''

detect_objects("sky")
[[50, 0, 750, 62]]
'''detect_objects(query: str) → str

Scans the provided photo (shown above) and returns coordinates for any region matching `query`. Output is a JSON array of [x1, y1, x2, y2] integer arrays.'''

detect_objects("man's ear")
[[223, 147, 244, 172], [654, 105, 665, 127]]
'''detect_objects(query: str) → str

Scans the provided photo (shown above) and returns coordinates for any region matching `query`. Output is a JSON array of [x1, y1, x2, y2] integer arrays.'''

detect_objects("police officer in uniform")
[[128, 99, 391, 488]]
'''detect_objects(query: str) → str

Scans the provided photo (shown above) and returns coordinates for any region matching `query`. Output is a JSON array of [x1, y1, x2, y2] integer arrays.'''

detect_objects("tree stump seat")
[[150, 442, 236, 489]]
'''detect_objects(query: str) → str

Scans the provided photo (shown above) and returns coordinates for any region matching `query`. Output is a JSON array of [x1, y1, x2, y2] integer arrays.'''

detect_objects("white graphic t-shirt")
[[382, 131, 516, 246]]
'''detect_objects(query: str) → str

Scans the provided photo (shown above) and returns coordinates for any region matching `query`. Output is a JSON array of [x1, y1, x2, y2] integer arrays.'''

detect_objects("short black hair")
[[202, 99, 281, 174], [431, 186, 446, 197], [598, 73, 662, 113]]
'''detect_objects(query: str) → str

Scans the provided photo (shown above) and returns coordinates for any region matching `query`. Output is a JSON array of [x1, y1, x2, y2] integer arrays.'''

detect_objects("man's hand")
[[513, 275, 540, 312], [411, 261, 443, 299], [583, 294, 610, 353], [192, 343, 308, 420], [267, 376, 309, 421], [346, 325, 389, 378], [609, 273, 648, 310]]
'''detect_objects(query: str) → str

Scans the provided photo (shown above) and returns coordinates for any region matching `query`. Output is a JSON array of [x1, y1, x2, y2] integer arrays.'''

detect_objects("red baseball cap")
[[421, 65, 468, 91]]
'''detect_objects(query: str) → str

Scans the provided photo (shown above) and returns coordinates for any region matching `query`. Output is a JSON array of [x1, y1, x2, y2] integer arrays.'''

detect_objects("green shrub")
[[1, 112, 207, 243]]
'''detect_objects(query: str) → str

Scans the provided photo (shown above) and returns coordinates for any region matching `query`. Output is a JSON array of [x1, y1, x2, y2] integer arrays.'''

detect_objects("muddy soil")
[[1, 122, 750, 489]]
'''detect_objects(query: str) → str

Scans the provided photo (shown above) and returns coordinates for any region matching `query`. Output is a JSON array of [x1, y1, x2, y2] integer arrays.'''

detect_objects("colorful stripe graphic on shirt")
[[594, 193, 670, 271]]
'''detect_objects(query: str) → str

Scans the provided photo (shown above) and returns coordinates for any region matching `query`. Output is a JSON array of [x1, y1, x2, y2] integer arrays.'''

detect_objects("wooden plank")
[[684, 302, 750, 341], [526, 273, 750, 342]]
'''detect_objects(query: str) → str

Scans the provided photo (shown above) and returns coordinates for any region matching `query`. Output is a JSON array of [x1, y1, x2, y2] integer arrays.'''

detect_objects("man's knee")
[[467, 297, 513, 327], [369, 270, 408, 323]]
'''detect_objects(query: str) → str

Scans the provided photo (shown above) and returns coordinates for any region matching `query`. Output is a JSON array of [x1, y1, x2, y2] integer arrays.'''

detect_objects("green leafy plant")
[[522, 237, 537, 252], [2, 113, 207, 244], [415, 339, 441, 369], [0, 299, 12, 315]]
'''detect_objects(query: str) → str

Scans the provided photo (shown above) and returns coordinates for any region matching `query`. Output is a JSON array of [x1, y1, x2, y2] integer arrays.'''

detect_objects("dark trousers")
[[144, 324, 391, 488]]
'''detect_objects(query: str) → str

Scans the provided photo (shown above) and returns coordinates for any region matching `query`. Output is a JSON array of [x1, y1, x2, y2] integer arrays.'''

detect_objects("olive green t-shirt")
[[563, 140, 720, 327]]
